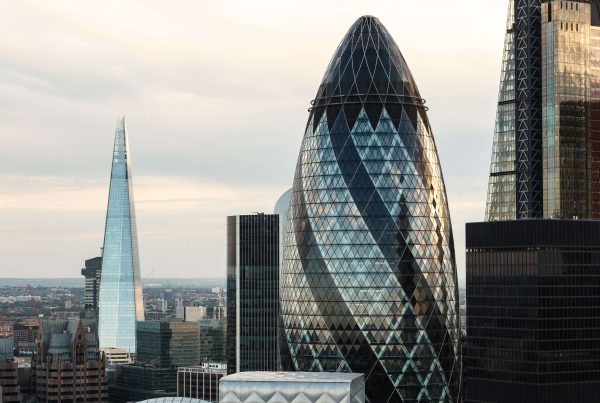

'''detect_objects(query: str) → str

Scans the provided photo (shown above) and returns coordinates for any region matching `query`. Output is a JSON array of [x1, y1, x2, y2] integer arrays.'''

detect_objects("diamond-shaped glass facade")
[[280, 16, 461, 403]]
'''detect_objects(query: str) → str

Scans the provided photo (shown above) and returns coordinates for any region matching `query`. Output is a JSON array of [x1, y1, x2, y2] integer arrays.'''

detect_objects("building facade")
[[12, 322, 38, 354], [98, 117, 144, 354], [486, 0, 600, 220], [177, 364, 226, 402], [198, 319, 226, 364], [226, 214, 279, 374], [280, 16, 462, 403], [32, 318, 108, 402], [465, 220, 600, 402], [82, 256, 102, 311], [137, 321, 201, 368], [109, 366, 177, 402], [471, 2, 600, 401], [219, 372, 365, 403], [0, 335, 21, 402]]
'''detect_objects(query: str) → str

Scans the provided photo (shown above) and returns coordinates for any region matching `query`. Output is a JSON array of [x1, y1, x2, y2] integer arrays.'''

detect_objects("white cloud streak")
[[0, 0, 507, 280]]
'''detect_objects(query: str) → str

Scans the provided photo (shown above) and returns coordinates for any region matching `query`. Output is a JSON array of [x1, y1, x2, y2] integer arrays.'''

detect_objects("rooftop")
[[221, 371, 363, 383]]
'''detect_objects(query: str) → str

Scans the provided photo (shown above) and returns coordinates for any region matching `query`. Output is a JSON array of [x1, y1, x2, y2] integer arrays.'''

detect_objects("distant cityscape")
[[3, 2, 600, 403]]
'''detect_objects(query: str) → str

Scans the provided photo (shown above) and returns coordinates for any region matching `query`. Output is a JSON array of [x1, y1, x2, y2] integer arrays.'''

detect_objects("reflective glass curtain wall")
[[486, 0, 517, 221], [542, 0, 591, 218], [280, 16, 461, 403], [226, 214, 279, 374], [98, 117, 144, 354], [465, 220, 600, 403]]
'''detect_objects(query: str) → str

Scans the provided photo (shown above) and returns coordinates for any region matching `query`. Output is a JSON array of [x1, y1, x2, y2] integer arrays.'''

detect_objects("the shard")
[[280, 16, 462, 403], [98, 117, 144, 354]]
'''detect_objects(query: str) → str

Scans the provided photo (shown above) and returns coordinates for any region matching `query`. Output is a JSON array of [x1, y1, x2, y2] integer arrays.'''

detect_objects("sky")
[[0, 0, 508, 283]]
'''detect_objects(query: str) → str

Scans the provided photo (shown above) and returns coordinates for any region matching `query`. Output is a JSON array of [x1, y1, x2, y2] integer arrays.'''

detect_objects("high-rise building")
[[486, 0, 600, 220], [109, 320, 201, 402], [226, 214, 279, 374], [32, 318, 108, 402], [198, 319, 226, 364], [98, 117, 144, 354], [470, 2, 600, 402], [137, 321, 201, 368], [81, 256, 102, 311], [465, 220, 600, 402], [280, 16, 462, 402]]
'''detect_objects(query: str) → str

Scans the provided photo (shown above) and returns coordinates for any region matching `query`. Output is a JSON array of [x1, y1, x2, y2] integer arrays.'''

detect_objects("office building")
[[12, 321, 37, 354], [137, 321, 201, 368], [32, 318, 108, 402], [486, 0, 600, 220], [280, 15, 462, 402], [184, 306, 207, 322], [109, 365, 177, 402], [465, 220, 600, 402], [226, 214, 279, 373], [0, 335, 21, 402], [219, 372, 365, 403], [98, 116, 144, 354], [469, 2, 600, 402], [81, 256, 102, 310], [177, 364, 227, 402], [109, 321, 201, 401], [103, 347, 134, 366], [198, 319, 226, 364]]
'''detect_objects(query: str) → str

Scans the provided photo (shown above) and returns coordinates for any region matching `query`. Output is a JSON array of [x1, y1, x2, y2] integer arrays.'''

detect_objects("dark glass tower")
[[226, 214, 279, 374], [280, 16, 462, 402], [469, 2, 600, 402], [465, 220, 600, 402]]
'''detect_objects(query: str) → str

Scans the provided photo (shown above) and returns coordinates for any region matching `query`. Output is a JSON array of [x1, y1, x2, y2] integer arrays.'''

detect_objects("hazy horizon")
[[0, 1, 508, 281]]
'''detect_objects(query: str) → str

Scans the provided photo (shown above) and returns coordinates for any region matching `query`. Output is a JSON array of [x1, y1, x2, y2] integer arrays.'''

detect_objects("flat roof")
[[221, 372, 363, 383]]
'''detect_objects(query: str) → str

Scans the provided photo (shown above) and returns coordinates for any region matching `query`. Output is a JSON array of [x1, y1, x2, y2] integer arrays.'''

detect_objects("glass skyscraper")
[[98, 117, 144, 354], [226, 214, 279, 374], [466, 220, 600, 402], [280, 16, 462, 402], [485, 0, 517, 221], [486, 0, 600, 220], [468, 2, 600, 402]]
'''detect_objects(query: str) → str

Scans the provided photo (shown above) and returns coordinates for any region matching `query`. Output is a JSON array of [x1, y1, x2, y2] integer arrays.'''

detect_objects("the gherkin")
[[280, 16, 462, 402]]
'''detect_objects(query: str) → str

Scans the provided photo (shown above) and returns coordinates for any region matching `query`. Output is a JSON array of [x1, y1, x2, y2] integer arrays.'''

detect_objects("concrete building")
[[219, 372, 365, 403], [32, 318, 107, 402], [0, 335, 21, 402], [184, 306, 207, 322], [81, 256, 102, 310]]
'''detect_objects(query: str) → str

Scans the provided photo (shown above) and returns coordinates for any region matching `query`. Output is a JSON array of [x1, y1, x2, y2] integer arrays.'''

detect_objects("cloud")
[[0, 0, 508, 278], [0, 174, 283, 277]]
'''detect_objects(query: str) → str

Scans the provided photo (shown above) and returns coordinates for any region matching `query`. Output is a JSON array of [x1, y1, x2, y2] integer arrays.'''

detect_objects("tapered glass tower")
[[98, 117, 144, 354], [485, 0, 517, 221], [280, 16, 462, 403]]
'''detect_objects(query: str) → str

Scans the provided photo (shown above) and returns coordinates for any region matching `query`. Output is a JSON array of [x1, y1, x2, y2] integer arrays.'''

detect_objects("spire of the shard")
[[98, 116, 144, 354]]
